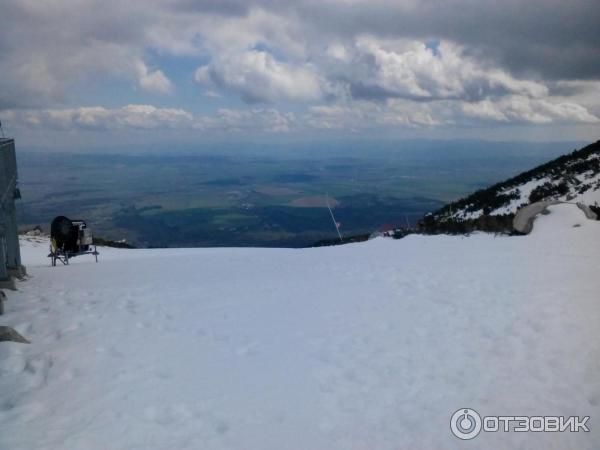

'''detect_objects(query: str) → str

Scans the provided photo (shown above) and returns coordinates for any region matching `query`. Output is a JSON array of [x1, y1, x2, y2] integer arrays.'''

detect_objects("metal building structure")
[[0, 138, 23, 287]]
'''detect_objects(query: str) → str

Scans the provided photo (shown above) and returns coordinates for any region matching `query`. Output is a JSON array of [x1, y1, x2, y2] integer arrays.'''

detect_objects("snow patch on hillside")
[[491, 177, 550, 214], [456, 177, 552, 219], [444, 144, 600, 221], [1, 204, 600, 449]]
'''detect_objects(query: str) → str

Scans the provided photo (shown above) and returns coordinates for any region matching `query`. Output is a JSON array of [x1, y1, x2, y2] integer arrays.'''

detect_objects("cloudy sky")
[[1, 0, 599, 148]]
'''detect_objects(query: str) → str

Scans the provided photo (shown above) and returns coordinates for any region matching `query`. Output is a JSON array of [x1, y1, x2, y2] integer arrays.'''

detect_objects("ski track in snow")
[[1, 204, 600, 449]]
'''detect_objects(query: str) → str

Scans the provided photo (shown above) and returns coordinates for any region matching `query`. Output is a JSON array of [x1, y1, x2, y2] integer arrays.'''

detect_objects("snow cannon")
[[49, 216, 99, 266]]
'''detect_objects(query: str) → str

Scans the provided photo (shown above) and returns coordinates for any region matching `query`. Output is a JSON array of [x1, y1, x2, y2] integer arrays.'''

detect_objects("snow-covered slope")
[[1, 204, 600, 449], [434, 140, 600, 221]]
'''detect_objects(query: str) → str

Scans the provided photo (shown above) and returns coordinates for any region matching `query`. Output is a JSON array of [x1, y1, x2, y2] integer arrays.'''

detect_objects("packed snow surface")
[[1, 204, 600, 449]]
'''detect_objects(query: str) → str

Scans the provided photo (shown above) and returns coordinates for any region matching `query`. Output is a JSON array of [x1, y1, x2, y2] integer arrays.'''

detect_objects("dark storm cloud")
[[170, 0, 250, 16], [168, 0, 600, 81], [291, 0, 600, 80], [0, 0, 155, 109]]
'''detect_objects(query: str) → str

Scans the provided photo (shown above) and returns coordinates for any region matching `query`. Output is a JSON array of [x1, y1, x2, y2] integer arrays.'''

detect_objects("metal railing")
[[0, 138, 22, 281]]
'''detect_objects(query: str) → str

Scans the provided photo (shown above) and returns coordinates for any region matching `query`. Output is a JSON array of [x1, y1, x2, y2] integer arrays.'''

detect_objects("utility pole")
[[326, 194, 343, 242]]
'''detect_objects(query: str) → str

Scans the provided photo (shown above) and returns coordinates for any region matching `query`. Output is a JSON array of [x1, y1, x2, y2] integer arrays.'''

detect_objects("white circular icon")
[[450, 408, 482, 440]]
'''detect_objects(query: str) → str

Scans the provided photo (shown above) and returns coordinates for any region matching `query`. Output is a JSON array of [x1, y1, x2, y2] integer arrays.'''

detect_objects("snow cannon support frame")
[[48, 216, 99, 266]]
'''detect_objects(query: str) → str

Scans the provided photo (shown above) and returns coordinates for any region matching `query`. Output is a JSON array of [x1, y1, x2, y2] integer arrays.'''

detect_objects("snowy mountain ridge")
[[431, 140, 600, 222]]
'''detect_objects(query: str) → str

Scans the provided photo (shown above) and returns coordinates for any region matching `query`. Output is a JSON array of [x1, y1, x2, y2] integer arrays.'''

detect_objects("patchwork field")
[[16, 141, 573, 247]]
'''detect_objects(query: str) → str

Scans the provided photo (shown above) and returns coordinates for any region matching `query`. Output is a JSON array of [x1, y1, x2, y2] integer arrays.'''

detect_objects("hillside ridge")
[[417, 140, 600, 235]]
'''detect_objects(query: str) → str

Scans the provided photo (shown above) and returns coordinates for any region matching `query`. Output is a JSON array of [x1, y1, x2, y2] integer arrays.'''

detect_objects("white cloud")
[[340, 37, 549, 101], [195, 50, 323, 103], [461, 100, 509, 122], [462, 96, 599, 124], [326, 43, 350, 62], [307, 93, 599, 132], [4, 97, 598, 142], [196, 108, 296, 132], [6, 104, 295, 134], [11, 105, 193, 131], [135, 61, 173, 94], [305, 99, 443, 130], [203, 90, 222, 98]]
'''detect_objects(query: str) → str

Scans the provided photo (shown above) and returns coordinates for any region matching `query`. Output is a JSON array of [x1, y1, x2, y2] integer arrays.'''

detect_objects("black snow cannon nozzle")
[[49, 216, 99, 266]]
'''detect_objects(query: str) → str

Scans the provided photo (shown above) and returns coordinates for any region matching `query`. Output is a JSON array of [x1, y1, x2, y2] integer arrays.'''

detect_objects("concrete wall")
[[0, 139, 22, 284]]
